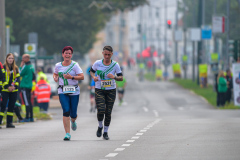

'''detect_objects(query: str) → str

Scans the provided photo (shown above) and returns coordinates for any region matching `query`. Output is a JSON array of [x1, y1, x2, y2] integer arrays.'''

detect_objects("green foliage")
[[1, 107, 51, 125], [6, 0, 147, 55], [5, 17, 15, 43], [171, 78, 240, 109], [144, 72, 156, 81]]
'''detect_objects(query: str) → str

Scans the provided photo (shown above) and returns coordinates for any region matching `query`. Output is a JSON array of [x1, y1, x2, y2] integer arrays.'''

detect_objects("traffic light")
[[137, 24, 141, 33], [228, 40, 234, 56], [229, 40, 240, 62], [233, 40, 240, 62], [167, 20, 172, 29]]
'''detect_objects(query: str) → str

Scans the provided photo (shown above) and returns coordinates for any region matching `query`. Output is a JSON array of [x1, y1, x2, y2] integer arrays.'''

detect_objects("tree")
[[6, 0, 147, 55]]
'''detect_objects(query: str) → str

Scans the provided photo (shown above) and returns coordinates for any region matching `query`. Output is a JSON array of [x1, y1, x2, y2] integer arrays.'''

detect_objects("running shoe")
[[6, 123, 15, 128], [103, 132, 109, 140], [96, 127, 103, 137], [63, 133, 71, 141], [71, 120, 77, 131], [19, 118, 30, 122], [29, 118, 34, 122]]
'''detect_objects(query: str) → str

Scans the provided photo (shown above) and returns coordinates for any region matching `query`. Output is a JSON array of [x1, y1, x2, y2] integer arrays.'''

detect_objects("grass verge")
[[171, 78, 240, 109], [1, 106, 52, 125], [144, 73, 156, 81]]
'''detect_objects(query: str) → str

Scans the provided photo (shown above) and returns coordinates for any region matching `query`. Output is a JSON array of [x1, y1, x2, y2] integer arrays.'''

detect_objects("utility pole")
[[226, 0, 230, 69], [164, 0, 168, 76], [158, 7, 161, 66], [202, 0, 205, 63], [0, 0, 6, 63], [174, 0, 178, 63], [119, 10, 124, 61], [139, 7, 143, 53], [183, 29, 187, 79], [197, 0, 203, 85], [213, 0, 217, 53]]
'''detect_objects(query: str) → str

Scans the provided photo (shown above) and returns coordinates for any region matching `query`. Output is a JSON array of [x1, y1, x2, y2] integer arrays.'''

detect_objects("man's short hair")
[[37, 67, 42, 72], [23, 54, 30, 59], [103, 46, 113, 52]]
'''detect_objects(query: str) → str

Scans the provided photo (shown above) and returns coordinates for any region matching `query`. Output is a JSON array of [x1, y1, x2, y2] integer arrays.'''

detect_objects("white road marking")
[[114, 148, 125, 151], [142, 107, 149, 112], [153, 110, 159, 117], [136, 133, 144, 136], [144, 127, 150, 130], [105, 153, 118, 157], [126, 140, 135, 143], [122, 144, 131, 147], [131, 136, 139, 139], [140, 130, 147, 132]]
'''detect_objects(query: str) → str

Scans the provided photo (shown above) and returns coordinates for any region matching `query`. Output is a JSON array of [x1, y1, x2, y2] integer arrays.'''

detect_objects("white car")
[[46, 73, 58, 96]]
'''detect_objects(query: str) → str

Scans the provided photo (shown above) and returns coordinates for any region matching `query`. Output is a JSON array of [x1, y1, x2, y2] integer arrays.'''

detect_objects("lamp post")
[[0, 0, 6, 62]]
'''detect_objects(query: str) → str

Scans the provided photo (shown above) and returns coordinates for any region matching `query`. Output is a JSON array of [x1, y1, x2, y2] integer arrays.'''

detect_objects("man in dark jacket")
[[20, 54, 35, 122]]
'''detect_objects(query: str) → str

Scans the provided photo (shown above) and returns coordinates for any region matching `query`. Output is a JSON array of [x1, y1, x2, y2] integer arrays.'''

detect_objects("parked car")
[[46, 73, 58, 97]]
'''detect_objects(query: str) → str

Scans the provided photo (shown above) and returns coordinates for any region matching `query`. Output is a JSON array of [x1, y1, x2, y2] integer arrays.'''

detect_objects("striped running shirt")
[[54, 60, 83, 95], [92, 59, 122, 90]]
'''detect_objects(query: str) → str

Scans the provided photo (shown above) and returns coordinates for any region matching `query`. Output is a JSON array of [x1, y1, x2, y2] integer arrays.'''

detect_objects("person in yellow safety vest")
[[36, 67, 49, 83], [0, 53, 20, 128], [155, 68, 162, 81]]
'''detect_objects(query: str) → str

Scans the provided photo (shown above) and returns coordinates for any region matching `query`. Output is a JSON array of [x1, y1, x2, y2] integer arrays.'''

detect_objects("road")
[[0, 67, 240, 160]]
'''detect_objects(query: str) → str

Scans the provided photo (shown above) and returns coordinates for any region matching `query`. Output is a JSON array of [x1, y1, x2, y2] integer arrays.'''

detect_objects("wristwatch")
[[72, 76, 75, 80]]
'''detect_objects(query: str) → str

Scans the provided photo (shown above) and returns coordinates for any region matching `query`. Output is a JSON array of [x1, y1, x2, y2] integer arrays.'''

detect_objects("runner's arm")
[[71, 73, 84, 81], [114, 73, 123, 81], [53, 73, 59, 82], [90, 68, 98, 82]]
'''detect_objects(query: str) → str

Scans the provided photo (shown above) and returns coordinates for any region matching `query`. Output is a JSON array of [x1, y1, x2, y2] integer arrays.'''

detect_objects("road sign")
[[212, 16, 225, 33], [24, 43, 36, 57], [174, 29, 183, 41], [202, 26, 212, 39], [189, 28, 201, 41]]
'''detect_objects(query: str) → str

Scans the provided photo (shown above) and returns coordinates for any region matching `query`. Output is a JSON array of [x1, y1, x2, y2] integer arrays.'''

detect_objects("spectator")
[[19, 54, 35, 122], [0, 61, 4, 110], [36, 67, 48, 83], [225, 69, 233, 104], [0, 53, 20, 128], [217, 70, 227, 107], [35, 77, 51, 113]]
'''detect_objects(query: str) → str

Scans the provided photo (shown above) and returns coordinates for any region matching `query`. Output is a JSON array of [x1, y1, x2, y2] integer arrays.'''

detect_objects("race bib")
[[101, 79, 113, 88], [63, 85, 76, 94], [118, 87, 123, 91]]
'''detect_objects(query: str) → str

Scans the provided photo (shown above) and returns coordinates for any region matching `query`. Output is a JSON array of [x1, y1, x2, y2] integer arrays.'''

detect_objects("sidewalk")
[[49, 96, 61, 108]]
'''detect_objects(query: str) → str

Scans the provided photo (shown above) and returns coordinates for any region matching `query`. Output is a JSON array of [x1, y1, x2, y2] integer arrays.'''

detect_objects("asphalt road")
[[0, 67, 240, 160]]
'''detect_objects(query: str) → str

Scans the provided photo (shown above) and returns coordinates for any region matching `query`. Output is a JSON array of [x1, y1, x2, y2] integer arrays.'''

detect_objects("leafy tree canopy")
[[6, 0, 147, 55]]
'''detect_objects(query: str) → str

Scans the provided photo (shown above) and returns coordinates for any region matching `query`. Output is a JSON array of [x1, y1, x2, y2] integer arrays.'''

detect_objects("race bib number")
[[63, 85, 76, 94], [101, 80, 113, 88], [118, 87, 123, 91]]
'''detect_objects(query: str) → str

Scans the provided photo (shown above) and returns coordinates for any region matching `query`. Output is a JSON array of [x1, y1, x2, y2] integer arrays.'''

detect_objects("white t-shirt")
[[92, 59, 122, 90], [54, 61, 83, 95]]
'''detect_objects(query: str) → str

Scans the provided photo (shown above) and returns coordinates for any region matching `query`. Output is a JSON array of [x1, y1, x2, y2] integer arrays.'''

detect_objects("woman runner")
[[53, 46, 84, 140], [90, 46, 123, 140]]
